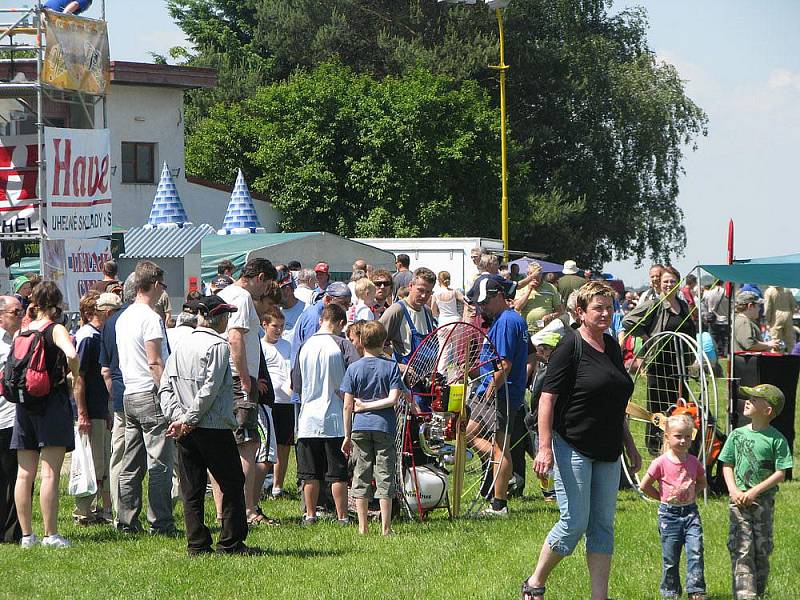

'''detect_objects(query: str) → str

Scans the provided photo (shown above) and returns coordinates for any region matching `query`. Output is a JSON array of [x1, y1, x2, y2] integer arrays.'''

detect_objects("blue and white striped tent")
[[146, 162, 190, 228], [218, 170, 266, 234]]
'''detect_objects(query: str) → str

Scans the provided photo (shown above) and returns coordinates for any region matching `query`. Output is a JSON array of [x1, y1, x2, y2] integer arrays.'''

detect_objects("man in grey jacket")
[[159, 295, 261, 556]]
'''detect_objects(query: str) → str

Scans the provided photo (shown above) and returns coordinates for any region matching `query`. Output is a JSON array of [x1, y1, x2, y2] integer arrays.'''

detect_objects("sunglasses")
[[157, 280, 168, 290], [6, 308, 24, 316], [374, 281, 392, 287]]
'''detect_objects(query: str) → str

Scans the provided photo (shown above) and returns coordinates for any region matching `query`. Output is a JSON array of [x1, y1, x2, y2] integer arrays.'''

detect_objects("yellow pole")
[[492, 8, 510, 264]]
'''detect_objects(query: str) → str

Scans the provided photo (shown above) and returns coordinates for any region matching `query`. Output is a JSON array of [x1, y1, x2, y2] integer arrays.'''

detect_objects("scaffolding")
[[0, 1, 108, 280]]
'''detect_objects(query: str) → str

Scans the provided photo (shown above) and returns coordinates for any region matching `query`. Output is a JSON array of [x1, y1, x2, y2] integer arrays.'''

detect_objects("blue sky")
[[26, 0, 798, 287]]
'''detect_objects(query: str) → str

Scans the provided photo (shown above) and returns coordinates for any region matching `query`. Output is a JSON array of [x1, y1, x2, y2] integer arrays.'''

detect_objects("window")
[[121, 142, 156, 183]]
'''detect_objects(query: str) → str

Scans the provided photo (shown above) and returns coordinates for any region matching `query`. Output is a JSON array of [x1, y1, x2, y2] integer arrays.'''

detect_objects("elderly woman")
[[622, 265, 697, 454], [522, 281, 641, 600], [514, 262, 563, 335]]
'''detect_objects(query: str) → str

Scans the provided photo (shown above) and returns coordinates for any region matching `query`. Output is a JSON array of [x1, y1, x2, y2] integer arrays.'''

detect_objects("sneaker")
[[337, 517, 351, 526], [41, 534, 71, 548], [300, 515, 318, 527], [481, 505, 509, 518], [270, 488, 286, 500], [73, 515, 95, 526], [20, 534, 39, 548], [93, 508, 113, 524]]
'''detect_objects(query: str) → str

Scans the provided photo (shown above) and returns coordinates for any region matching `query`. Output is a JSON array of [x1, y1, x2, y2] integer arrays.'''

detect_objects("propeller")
[[626, 403, 666, 431]]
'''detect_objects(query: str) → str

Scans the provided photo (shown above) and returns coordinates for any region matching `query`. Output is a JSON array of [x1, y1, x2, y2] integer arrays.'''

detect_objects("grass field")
[[2, 385, 798, 599]]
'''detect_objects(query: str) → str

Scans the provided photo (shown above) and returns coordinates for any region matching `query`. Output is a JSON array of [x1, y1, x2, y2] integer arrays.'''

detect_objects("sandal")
[[521, 581, 545, 600], [247, 507, 280, 527]]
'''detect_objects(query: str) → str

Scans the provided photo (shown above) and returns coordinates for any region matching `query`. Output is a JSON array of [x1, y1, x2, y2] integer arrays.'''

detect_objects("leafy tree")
[[171, 0, 707, 267], [186, 64, 503, 238]]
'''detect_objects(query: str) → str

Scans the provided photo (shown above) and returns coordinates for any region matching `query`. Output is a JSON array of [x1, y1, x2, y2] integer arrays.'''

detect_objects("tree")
[[171, 0, 707, 267], [186, 64, 502, 238]]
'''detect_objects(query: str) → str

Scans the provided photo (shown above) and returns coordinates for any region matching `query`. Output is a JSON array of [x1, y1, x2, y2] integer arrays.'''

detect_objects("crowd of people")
[[0, 251, 794, 600]]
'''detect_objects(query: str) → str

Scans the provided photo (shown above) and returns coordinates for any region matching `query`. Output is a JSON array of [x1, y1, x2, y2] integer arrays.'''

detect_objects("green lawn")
[[2, 384, 798, 599]]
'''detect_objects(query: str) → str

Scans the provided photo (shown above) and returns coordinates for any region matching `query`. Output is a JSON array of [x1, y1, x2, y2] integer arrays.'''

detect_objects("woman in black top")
[[522, 281, 641, 600], [621, 266, 697, 455], [12, 282, 79, 548]]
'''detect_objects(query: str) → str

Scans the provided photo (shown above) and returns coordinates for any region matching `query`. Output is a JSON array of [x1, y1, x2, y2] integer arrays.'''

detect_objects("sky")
[[11, 0, 797, 288]]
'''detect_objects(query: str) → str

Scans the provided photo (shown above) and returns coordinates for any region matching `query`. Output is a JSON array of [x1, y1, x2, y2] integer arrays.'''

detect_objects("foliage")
[[170, 0, 707, 267], [186, 64, 503, 238]]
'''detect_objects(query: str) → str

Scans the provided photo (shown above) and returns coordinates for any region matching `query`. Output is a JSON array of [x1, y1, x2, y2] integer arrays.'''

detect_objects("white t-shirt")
[[116, 302, 168, 394], [0, 327, 15, 429], [294, 286, 315, 306], [218, 284, 261, 379], [296, 333, 348, 438], [262, 338, 293, 404], [353, 301, 375, 322], [280, 299, 306, 344]]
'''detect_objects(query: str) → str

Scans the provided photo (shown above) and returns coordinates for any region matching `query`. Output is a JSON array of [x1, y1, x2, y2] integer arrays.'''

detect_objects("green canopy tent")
[[201, 232, 397, 282], [698, 252, 800, 288]]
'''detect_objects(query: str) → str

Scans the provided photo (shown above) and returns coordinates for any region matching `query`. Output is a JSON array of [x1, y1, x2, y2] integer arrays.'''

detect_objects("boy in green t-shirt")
[[718, 384, 793, 600]]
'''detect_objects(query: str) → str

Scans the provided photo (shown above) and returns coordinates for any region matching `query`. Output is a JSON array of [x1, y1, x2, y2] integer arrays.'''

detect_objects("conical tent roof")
[[219, 170, 265, 234], [147, 162, 189, 228]]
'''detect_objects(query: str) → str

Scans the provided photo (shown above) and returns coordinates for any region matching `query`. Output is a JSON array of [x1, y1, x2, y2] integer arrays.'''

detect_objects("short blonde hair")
[[575, 281, 615, 311], [662, 414, 695, 453], [438, 271, 451, 287], [527, 261, 543, 276], [355, 277, 376, 300]]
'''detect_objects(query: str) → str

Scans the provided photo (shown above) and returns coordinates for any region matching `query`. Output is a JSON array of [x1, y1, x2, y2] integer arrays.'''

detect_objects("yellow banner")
[[43, 11, 110, 95]]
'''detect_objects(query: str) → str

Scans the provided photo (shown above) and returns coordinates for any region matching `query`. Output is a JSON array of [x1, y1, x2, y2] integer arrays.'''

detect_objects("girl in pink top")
[[639, 415, 707, 600]]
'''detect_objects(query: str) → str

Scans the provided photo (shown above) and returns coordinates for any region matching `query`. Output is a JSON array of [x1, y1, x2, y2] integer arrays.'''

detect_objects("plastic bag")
[[68, 426, 97, 497]]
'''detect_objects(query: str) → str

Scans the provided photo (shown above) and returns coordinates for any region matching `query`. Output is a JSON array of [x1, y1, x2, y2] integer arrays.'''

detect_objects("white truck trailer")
[[352, 237, 505, 291]]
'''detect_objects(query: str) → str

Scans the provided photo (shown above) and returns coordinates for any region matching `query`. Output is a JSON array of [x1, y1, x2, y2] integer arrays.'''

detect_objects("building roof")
[[110, 61, 217, 89], [121, 223, 216, 259]]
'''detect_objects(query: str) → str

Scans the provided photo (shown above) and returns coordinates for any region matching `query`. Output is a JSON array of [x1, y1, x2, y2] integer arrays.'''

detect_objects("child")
[[348, 278, 376, 324], [719, 384, 793, 600], [261, 307, 294, 499], [639, 414, 707, 600], [340, 321, 403, 535]]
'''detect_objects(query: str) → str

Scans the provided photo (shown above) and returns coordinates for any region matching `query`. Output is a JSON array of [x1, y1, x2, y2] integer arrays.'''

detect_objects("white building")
[[0, 60, 282, 232]]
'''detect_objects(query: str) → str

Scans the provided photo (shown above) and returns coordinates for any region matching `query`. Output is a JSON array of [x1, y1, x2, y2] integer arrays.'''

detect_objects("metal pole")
[[36, 0, 44, 258], [493, 8, 510, 264]]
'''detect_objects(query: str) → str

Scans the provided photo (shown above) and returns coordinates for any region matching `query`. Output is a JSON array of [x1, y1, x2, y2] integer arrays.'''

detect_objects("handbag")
[[68, 426, 98, 498]]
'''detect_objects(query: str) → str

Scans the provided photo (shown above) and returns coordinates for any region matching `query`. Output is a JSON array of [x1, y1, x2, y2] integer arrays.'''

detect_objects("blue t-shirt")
[[99, 303, 127, 413], [290, 301, 325, 367], [73, 323, 108, 419], [476, 309, 529, 410], [44, 0, 92, 13], [340, 356, 405, 434]]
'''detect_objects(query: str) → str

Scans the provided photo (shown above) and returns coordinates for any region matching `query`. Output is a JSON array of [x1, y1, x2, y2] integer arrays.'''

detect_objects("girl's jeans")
[[657, 502, 706, 597]]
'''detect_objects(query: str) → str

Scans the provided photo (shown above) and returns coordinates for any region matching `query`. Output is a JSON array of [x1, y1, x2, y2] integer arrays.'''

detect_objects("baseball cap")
[[189, 295, 238, 317], [211, 275, 233, 290], [96, 292, 121, 311], [739, 384, 785, 419], [467, 274, 516, 305], [13, 275, 30, 293], [325, 281, 351, 299], [735, 290, 763, 306], [537, 332, 561, 348], [314, 262, 329, 274], [276, 268, 294, 288], [562, 260, 579, 275]]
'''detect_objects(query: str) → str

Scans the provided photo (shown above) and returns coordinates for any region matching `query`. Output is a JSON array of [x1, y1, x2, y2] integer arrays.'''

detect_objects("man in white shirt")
[[217, 257, 277, 525], [115, 261, 175, 534], [0, 296, 23, 542]]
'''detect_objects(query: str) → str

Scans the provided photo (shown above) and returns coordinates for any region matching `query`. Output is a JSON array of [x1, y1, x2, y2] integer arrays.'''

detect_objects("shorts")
[[255, 405, 277, 464], [232, 375, 259, 445], [272, 403, 296, 446], [296, 437, 348, 483], [351, 430, 396, 500], [11, 390, 74, 451], [468, 392, 516, 436]]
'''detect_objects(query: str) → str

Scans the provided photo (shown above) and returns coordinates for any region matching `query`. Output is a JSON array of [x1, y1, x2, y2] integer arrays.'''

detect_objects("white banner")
[[0, 134, 41, 237], [42, 238, 111, 311], [45, 127, 112, 239]]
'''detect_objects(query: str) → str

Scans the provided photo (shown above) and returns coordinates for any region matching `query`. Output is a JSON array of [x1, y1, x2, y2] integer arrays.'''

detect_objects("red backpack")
[[1, 322, 55, 406]]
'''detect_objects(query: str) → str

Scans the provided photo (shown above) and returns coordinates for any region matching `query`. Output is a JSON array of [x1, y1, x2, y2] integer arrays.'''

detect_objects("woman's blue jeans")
[[658, 503, 706, 597], [545, 434, 620, 556]]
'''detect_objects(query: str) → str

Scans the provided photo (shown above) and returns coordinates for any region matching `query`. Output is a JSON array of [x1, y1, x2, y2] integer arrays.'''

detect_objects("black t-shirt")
[[542, 330, 634, 461]]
